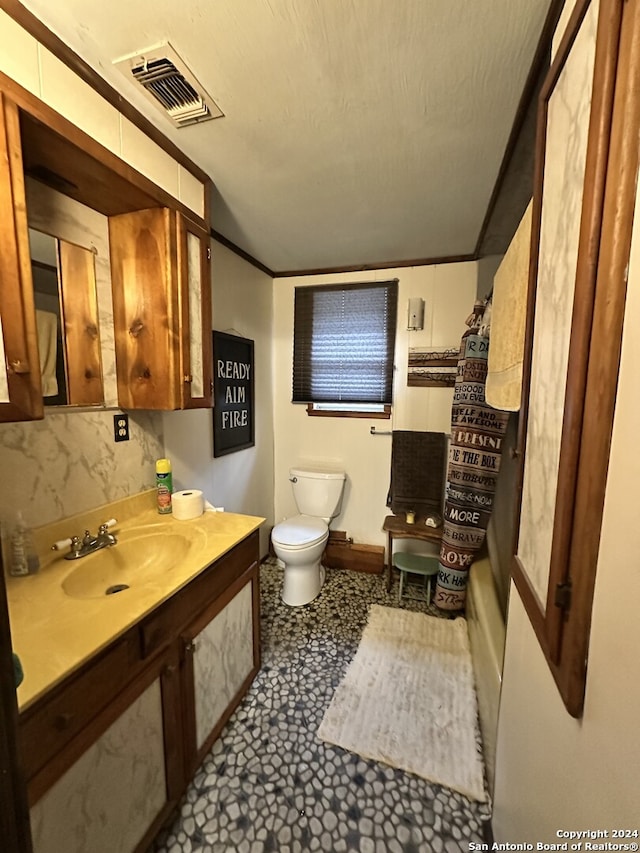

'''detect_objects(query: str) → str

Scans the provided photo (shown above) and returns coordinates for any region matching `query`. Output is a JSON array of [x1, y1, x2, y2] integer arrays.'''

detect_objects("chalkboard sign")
[[212, 331, 255, 457]]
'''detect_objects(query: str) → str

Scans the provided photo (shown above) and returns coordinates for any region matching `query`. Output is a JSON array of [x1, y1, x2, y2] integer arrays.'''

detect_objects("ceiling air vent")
[[114, 42, 223, 128]]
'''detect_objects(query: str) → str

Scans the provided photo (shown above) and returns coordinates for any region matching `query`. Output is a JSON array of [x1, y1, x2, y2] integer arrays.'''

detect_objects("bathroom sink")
[[61, 528, 197, 599]]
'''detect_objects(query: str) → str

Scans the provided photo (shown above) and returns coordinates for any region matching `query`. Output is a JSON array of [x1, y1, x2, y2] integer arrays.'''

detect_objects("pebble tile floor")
[[152, 561, 492, 853]]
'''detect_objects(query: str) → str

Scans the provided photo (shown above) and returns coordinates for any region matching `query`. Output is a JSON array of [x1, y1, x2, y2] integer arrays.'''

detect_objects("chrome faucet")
[[52, 519, 118, 560]]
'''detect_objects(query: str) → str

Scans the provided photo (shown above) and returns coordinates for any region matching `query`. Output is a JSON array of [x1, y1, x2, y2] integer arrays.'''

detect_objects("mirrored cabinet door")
[[57, 240, 103, 406], [29, 229, 66, 405], [29, 229, 104, 408], [25, 171, 111, 409], [0, 316, 10, 405], [178, 214, 212, 409]]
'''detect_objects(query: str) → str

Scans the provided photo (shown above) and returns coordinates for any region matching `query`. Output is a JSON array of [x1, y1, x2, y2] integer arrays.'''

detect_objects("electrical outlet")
[[114, 413, 129, 442]]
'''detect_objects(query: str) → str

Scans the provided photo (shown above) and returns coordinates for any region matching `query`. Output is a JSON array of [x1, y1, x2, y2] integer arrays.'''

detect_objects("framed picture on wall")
[[212, 331, 255, 457]]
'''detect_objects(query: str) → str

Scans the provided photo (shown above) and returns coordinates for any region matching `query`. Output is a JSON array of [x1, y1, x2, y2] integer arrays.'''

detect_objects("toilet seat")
[[272, 515, 327, 550]]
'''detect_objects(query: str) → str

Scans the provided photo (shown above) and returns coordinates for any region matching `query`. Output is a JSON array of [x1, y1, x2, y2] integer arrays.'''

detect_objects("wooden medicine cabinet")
[[0, 73, 212, 423]]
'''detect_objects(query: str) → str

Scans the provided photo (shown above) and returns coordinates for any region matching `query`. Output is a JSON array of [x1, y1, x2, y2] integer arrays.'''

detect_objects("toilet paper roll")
[[172, 489, 205, 521]]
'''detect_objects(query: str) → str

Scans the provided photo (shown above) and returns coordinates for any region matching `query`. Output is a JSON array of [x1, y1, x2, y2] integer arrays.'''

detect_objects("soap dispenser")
[[10, 512, 40, 576]]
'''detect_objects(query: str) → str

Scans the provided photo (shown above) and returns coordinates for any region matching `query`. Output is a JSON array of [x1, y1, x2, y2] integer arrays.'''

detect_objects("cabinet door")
[[184, 576, 258, 767], [29, 677, 167, 853], [109, 207, 182, 410], [0, 93, 43, 422], [177, 214, 212, 409], [109, 208, 212, 410]]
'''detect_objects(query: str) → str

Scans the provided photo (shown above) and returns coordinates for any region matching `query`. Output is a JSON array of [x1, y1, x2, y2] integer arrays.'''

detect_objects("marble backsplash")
[[0, 408, 164, 532]]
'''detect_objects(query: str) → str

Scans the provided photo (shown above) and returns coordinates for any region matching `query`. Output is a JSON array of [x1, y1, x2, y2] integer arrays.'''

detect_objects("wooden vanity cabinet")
[[181, 569, 260, 776], [139, 529, 260, 781], [109, 207, 212, 411], [19, 631, 143, 801], [0, 93, 43, 423], [29, 651, 177, 853], [19, 530, 261, 853]]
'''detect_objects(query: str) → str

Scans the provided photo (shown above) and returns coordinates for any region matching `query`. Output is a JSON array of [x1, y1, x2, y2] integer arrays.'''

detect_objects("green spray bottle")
[[156, 458, 173, 514]]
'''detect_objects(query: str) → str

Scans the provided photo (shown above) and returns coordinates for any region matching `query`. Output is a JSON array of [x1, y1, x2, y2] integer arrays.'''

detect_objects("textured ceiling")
[[19, 0, 552, 273]]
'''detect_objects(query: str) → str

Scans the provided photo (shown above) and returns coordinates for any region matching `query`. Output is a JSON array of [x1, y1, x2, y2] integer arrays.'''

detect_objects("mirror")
[[28, 228, 103, 407], [0, 316, 9, 405], [29, 230, 66, 405], [24, 171, 117, 408]]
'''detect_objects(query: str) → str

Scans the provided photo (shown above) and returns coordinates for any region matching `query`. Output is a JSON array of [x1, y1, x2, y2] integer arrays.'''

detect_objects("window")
[[292, 280, 398, 415]]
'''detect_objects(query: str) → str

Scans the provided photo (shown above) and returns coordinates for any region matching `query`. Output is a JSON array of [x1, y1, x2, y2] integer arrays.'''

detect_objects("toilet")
[[272, 466, 346, 606]]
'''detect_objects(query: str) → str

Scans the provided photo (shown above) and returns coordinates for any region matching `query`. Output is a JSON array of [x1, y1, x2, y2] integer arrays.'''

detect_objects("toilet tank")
[[290, 467, 346, 521]]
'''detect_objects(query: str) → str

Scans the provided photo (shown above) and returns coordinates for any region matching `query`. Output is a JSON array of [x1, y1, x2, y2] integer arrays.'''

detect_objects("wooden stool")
[[394, 552, 440, 603]]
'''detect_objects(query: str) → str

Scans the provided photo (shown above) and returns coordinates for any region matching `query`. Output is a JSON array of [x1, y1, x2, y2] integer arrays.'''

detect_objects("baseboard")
[[482, 817, 495, 846], [324, 538, 385, 574]]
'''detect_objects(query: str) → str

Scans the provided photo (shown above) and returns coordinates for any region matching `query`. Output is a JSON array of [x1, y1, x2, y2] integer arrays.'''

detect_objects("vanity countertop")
[[7, 494, 264, 711]]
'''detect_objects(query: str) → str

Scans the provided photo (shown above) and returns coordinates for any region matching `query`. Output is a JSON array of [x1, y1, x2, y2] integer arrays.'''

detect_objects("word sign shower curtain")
[[434, 302, 509, 611]]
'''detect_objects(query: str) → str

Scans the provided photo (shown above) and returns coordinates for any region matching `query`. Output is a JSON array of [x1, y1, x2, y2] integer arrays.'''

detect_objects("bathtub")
[[466, 554, 506, 797]]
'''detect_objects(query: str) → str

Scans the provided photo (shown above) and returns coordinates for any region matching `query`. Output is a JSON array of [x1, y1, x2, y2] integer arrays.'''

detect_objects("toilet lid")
[[272, 515, 327, 548]]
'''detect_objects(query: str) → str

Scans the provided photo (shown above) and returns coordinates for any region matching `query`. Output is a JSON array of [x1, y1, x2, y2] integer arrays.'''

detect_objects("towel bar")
[[371, 426, 451, 438]]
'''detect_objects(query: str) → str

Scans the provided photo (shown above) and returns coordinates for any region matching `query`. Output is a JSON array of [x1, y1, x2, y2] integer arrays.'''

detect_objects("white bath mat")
[[317, 604, 486, 802]]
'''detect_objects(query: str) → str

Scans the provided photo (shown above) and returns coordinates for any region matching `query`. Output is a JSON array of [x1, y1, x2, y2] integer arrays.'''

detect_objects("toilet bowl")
[[272, 467, 346, 606], [272, 515, 328, 606]]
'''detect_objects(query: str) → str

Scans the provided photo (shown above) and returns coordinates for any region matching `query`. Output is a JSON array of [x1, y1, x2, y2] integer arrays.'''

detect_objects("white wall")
[[492, 168, 640, 840], [272, 263, 477, 547], [163, 240, 275, 556]]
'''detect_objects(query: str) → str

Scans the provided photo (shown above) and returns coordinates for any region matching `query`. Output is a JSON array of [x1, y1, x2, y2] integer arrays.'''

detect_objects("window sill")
[[305, 404, 391, 419]]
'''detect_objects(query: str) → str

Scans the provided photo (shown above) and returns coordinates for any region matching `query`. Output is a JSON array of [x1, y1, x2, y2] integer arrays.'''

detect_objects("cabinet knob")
[[8, 359, 30, 375], [53, 712, 75, 731], [129, 319, 145, 337], [183, 374, 193, 383], [185, 641, 198, 655]]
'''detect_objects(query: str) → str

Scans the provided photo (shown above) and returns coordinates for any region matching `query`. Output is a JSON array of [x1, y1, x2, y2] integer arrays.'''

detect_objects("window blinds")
[[292, 280, 398, 404]]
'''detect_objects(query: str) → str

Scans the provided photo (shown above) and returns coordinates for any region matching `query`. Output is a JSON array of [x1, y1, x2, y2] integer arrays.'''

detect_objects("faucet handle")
[[98, 519, 117, 538], [98, 520, 118, 545], [51, 536, 82, 558], [51, 519, 117, 554]]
